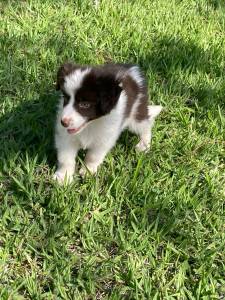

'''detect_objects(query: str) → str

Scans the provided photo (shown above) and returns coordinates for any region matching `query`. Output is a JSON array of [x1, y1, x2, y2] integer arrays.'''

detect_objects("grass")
[[0, 0, 225, 299]]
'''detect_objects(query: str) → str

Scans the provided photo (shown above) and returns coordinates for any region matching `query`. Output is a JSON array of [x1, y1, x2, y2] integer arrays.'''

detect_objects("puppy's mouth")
[[67, 122, 86, 134]]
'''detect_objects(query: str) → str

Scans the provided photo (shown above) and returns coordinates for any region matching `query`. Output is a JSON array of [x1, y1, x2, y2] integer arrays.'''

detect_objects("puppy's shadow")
[[0, 91, 57, 171]]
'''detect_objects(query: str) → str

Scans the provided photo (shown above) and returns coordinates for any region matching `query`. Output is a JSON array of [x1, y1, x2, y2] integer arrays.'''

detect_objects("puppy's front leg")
[[79, 146, 110, 177], [54, 140, 79, 184]]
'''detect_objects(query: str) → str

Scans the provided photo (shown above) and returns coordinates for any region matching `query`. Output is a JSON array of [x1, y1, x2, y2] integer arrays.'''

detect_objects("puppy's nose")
[[61, 118, 70, 128]]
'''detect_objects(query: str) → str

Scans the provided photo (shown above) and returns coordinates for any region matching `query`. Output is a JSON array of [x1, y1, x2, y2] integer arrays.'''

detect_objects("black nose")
[[61, 119, 69, 128]]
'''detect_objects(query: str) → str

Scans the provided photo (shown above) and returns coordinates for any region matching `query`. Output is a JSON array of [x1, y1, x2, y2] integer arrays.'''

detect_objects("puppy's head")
[[56, 63, 122, 135]]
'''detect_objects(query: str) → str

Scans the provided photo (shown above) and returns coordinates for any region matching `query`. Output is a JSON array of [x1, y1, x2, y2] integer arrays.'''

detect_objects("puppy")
[[54, 63, 162, 183]]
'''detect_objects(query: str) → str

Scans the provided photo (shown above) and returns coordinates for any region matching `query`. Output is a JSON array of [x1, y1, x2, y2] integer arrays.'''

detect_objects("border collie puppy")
[[54, 63, 162, 183]]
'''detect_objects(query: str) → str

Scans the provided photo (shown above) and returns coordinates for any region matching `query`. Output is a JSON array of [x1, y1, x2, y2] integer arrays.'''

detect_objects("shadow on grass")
[[0, 91, 57, 170], [135, 36, 225, 110], [204, 0, 225, 10]]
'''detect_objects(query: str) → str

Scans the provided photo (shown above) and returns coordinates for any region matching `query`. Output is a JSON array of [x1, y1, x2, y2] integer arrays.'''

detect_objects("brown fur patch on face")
[[74, 71, 122, 121], [56, 62, 150, 122], [75, 88, 99, 120]]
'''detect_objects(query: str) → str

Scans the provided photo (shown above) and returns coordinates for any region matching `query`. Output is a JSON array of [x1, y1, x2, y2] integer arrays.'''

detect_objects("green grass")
[[0, 0, 225, 299]]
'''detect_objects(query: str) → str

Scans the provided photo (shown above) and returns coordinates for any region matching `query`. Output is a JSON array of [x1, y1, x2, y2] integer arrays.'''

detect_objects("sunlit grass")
[[0, 0, 225, 299]]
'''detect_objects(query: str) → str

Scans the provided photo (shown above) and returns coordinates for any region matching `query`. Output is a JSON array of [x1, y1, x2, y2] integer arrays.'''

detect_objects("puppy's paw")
[[79, 164, 97, 177], [53, 170, 73, 185], [135, 140, 150, 152], [79, 167, 87, 178]]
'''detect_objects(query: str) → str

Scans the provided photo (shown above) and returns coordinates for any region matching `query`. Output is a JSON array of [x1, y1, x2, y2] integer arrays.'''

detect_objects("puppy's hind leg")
[[135, 120, 152, 152], [135, 105, 162, 152]]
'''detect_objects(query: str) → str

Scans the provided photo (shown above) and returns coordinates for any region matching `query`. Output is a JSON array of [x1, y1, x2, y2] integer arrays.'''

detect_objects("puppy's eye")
[[78, 102, 90, 109]]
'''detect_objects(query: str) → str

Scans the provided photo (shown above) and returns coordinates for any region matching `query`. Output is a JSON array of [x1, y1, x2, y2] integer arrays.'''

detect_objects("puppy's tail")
[[148, 105, 163, 120]]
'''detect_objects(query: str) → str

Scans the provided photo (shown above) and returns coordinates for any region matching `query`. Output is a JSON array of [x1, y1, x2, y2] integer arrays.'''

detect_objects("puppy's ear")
[[97, 77, 122, 115], [56, 62, 75, 90]]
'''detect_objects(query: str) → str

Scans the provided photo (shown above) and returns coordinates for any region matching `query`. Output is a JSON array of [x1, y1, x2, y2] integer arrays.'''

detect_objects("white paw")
[[79, 167, 87, 178], [135, 140, 150, 152], [53, 170, 73, 185], [79, 164, 97, 177]]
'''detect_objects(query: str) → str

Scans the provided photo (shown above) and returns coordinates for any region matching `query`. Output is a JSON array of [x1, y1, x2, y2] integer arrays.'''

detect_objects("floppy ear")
[[56, 62, 75, 90], [97, 77, 122, 115]]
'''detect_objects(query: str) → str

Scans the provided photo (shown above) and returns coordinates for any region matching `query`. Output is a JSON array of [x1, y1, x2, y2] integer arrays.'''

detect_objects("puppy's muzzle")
[[61, 118, 70, 128]]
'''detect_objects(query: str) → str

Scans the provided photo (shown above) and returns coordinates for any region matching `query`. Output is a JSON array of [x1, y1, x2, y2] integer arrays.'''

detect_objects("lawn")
[[0, 0, 225, 299]]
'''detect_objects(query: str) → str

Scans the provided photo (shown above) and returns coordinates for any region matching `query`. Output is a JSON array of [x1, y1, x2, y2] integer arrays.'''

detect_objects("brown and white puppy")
[[54, 63, 162, 183]]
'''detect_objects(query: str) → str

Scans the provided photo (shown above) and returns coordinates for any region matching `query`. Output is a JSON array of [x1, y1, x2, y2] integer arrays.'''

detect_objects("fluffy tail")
[[148, 105, 163, 119]]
